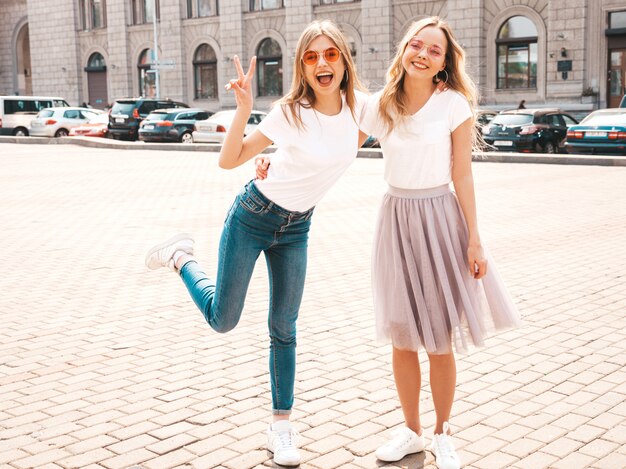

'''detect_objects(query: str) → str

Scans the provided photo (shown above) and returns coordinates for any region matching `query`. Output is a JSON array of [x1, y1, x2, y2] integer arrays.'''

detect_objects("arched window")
[[257, 38, 283, 97], [88, 53, 106, 70], [496, 16, 538, 89], [193, 44, 218, 99], [138, 48, 156, 97]]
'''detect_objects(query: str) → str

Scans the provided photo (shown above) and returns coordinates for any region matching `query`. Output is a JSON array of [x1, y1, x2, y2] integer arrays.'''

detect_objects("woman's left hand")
[[467, 244, 487, 279], [255, 156, 270, 180]]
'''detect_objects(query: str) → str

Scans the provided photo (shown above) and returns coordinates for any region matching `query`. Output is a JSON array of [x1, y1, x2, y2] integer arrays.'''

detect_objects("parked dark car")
[[482, 108, 578, 153], [564, 108, 626, 155], [362, 135, 380, 148], [476, 109, 498, 129], [138, 108, 213, 143], [620, 95, 626, 108], [108, 98, 189, 140]]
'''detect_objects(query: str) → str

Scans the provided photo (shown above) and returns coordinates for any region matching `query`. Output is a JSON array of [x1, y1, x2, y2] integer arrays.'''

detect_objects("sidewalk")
[[0, 143, 624, 469]]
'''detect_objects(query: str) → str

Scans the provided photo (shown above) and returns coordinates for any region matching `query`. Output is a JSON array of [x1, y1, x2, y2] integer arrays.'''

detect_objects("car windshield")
[[112, 102, 136, 114], [37, 109, 54, 118], [491, 114, 534, 126], [580, 112, 626, 126]]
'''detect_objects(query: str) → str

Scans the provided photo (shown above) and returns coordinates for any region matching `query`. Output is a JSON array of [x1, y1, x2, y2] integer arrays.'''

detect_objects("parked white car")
[[0, 96, 69, 136], [29, 107, 102, 137], [192, 110, 266, 143]]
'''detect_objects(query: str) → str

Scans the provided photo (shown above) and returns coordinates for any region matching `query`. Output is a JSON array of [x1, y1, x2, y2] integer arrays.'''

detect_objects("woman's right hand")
[[225, 55, 256, 112]]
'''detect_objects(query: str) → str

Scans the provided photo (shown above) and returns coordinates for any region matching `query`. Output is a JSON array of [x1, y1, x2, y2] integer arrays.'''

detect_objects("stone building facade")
[[1, 0, 625, 113]]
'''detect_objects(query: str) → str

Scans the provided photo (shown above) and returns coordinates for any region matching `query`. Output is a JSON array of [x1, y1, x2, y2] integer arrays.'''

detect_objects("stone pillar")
[[107, 0, 131, 102], [546, 0, 586, 101], [446, 0, 484, 103], [218, 1, 244, 108], [1, 0, 28, 95], [284, 0, 314, 91], [157, 0, 184, 101], [27, 0, 81, 104], [360, 0, 393, 91]]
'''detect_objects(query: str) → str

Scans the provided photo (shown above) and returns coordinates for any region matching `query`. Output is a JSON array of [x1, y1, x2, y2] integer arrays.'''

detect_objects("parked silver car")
[[192, 110, 266, 143], [29, 107, 103, 137]]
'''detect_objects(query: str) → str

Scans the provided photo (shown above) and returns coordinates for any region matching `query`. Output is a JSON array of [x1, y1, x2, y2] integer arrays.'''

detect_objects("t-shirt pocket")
[[424, 121, 449, 144]]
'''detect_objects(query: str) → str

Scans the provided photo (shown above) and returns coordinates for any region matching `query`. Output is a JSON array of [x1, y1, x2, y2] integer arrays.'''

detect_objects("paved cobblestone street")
[[0, 143, 625, 469]]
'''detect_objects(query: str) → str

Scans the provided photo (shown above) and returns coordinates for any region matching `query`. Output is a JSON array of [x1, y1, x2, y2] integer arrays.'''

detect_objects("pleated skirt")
[[372, 184, 521, 354]]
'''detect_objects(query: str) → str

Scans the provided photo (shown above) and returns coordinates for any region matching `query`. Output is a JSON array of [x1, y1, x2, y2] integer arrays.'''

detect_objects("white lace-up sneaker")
[[375, 426, 425, 462], [429, 422, 461, 469], [145, 233, 194, 271], [267, 420, 301, 467]]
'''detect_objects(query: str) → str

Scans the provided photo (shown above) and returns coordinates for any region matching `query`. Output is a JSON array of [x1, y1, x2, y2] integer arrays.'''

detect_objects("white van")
[[0, 96, 70, 136]]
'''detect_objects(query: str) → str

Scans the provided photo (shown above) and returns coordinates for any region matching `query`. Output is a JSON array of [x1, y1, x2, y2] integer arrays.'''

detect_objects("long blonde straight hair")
[[276, 20, 365, 129], [379, 17, 478, 138]]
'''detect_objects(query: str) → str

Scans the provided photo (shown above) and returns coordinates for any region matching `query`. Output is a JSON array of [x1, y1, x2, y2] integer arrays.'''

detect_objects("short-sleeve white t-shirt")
[[254, 91, 367, 212], [360, 89, 472, 189]]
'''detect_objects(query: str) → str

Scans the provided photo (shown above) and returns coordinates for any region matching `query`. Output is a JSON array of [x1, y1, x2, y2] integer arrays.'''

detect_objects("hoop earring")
[[434, 69, 449, 85]]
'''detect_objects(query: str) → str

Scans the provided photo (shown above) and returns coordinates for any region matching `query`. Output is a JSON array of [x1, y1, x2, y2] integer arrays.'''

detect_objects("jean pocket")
[[239, 192, 267, 214]]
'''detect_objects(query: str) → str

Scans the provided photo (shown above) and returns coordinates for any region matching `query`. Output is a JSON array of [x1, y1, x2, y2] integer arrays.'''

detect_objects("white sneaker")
[[375, 426, 425, 462], [267, 420, 301, 467], [429, 422, 461, 469], [145, 233, 194, 271]]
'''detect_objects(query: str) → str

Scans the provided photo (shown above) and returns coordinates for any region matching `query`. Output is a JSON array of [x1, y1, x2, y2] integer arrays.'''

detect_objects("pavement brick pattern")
[[0, 143, 624, 469]]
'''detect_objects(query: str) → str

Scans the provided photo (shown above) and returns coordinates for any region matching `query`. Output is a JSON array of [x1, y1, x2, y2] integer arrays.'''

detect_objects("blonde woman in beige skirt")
[[360, 17, 521, 469]]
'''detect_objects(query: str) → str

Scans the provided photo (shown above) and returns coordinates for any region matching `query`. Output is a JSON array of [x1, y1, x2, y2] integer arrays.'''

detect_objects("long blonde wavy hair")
[[276, 20, 365, 129], [379, 17, 478, 139]]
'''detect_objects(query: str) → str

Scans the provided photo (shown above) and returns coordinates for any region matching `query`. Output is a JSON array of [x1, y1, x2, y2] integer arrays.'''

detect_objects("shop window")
[[138, 48, 156, 97]]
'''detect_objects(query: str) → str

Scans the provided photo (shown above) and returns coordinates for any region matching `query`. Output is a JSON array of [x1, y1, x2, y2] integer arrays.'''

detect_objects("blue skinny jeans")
[[179, 181, 313, 414]]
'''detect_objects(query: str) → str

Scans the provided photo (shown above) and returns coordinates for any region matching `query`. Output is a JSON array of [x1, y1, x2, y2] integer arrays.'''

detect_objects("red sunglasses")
[[302, 47, 342, 66]]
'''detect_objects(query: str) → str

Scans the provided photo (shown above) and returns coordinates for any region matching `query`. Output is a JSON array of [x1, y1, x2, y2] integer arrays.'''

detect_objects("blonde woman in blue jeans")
[[145, 20, 368, 467]]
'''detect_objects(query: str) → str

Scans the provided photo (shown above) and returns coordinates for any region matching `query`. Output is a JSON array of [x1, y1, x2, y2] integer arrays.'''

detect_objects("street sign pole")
[[152, 0, 160, 98]]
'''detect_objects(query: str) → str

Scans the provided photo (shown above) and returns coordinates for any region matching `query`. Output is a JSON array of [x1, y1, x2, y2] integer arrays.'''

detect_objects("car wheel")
[[543, 141, 556, 154], [55, 128, 69, 137], [13, 127, 28, 137], [181, 132, 193, 144]]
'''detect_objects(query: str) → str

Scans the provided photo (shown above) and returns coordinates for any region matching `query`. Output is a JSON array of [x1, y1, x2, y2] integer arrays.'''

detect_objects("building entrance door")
[[608, 48, 626, 107], [87, 71, 108, 109]]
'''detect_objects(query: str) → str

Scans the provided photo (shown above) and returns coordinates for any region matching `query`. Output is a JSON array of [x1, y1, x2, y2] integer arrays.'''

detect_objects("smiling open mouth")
[[316, 73, 334, 85]]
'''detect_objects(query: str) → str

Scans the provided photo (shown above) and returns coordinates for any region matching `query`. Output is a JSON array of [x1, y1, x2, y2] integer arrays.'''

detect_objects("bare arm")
[[451, 118, 487, 279], [219, 56, 272, 169]]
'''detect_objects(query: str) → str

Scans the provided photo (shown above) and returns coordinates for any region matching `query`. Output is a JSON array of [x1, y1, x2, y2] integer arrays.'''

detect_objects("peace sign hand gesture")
[[225, 55, 257, 113]]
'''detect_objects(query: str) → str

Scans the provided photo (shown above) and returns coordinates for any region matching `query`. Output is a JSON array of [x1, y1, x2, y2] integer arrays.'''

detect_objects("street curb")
[[2, 135, 625, 166]]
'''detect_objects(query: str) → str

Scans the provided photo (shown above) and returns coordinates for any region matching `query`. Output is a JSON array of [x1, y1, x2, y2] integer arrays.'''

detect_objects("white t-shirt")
[[255, 91, 367, 212], [360, 89, 472, 189]]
